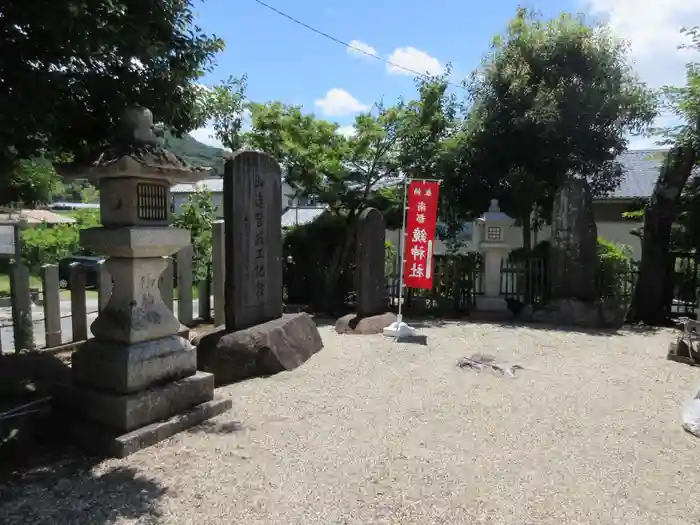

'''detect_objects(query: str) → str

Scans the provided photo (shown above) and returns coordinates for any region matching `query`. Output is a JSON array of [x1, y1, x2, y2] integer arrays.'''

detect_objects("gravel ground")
[[1, 321, 700, 525]]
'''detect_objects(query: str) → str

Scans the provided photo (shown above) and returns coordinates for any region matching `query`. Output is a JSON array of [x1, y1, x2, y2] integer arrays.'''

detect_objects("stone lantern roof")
[[480, 199, 513, 223], [72, 106, 212, 184]]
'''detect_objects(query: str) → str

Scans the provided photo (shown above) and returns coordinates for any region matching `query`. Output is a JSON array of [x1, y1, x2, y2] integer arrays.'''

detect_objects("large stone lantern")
[[63, 107, 231, 457]]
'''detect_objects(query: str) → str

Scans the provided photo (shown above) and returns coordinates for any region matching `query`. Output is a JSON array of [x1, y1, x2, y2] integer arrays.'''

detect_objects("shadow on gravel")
[[1, 352, 167, 525], [0, 461, 166, 525]]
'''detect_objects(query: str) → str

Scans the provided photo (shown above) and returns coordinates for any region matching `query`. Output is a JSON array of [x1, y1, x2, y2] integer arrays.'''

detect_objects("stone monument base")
[[57, 371, 231, 457], [194, 313, 323, 386], [530, 298, 626, 329], [335, 312, 397, 335]]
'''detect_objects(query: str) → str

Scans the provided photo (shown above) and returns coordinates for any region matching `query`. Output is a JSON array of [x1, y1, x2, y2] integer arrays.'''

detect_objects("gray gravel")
[[2, 322, 700, 525]]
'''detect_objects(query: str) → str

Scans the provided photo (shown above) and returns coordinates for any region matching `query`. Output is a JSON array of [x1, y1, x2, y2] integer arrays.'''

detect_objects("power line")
[[250, 0, 466, 91]]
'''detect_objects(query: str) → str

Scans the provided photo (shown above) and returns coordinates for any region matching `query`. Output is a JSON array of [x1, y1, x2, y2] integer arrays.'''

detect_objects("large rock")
[[193, 313, 323, 385], [550, 178, 598, 301], [335, 312, 397, 335]]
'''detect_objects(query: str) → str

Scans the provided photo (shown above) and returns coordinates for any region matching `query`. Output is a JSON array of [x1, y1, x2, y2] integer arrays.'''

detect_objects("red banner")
[[403, 180, 440, 290]]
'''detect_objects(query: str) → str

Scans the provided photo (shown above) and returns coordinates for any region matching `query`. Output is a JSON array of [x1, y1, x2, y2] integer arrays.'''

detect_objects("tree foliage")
[[1, 0, 224, 202], [443, 8, 657, 249], [20, 210, 100, 271], [189, 74, 456, 310], [171, 188, 217, 284], [201, 75, 248, 151]]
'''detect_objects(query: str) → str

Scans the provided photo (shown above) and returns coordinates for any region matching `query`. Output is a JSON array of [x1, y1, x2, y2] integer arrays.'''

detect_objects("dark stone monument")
[[223, 150, 283, 330], [532, 178, 624, 328], [549, 177, 598, 301], [196, 151, 323, 384], [335, 207, 396, 334]]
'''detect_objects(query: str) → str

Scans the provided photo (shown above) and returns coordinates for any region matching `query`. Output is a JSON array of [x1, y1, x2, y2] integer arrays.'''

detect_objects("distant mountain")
[[162, 131, 228, 176]]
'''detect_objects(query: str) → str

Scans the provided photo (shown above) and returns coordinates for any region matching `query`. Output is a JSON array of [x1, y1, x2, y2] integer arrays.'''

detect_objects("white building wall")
[[385, 220, 643, 260]]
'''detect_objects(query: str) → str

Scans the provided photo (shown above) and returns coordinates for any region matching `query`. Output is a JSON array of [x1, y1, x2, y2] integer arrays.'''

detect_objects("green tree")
[[1, 157, 62, 207], [172, 188, 217, 284], [243, 101, 403, 309], [1, 0, 224, 201], [201, 76, 248, 151], [444, 9, 657, 250], [627, 26, 700, 325]]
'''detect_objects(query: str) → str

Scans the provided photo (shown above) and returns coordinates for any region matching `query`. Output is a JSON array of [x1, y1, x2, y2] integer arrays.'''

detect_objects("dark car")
[[57, 255, 106, 290]]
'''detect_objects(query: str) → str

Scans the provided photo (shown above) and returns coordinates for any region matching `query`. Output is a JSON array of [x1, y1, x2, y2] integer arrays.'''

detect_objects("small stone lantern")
[[474, 199, 514, 311], [64, 107, 231, 457]]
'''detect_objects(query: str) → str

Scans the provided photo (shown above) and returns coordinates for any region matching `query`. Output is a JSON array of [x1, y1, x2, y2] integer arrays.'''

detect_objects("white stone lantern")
[[62, 106, 231, 457], [474, 199, 514, 311]]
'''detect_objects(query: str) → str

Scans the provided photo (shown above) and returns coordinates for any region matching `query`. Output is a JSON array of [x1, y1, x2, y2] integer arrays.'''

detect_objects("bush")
[[283, 212, 348, 306], [19, 210, 101, 272], [171, 189, 217, 284], [597, 237, 635, 299], [21, 223, 81, 272]]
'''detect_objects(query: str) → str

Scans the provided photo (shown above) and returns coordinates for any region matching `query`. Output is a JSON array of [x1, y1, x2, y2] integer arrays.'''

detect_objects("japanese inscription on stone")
[[223, 151, 283, 330]]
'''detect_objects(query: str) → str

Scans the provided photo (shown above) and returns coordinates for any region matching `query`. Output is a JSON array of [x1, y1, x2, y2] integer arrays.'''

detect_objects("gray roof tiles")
[[281, 207, 328, 228], [611, 150, 665, 199]]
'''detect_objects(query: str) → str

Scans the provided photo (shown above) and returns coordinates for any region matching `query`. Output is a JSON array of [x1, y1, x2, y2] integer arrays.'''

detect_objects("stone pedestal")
[[195, 313, 324, 386], [475, 244, 509, 312], [62, 226, 231, 457]]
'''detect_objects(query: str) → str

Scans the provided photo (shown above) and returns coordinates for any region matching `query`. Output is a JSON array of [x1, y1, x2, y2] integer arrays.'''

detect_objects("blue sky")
[[189, 0, 698, 151]]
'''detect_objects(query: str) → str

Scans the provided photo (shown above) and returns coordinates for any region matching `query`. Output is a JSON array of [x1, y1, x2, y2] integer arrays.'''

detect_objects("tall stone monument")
[[549, 178, 598, 301], [223, 151, 284, 329], [532, 177, 624, 328], [335, 207, 396, 334], [355, 208, 388, 317], [195, 151, 323, 384], [62, 107, 231, 457]]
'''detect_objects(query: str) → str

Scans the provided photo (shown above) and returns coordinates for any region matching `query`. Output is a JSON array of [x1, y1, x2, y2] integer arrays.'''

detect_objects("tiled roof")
[[281, 207, 328, 228], [609, 149, 666, 199]]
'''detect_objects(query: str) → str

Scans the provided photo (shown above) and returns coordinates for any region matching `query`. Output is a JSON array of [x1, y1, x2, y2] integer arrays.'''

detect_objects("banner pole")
[[396, 175, 409, 326]]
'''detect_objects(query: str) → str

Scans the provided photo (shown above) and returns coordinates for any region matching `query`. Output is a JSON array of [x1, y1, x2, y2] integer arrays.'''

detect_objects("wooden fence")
[[500, 257, 639, 308], [0, 245, 212, 354], [384, 253, 484, 316]]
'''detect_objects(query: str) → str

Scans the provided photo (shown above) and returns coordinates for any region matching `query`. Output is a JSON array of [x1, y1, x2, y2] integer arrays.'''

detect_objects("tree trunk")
[[521, 216, 532, 254], [626, 145, 697, 325]]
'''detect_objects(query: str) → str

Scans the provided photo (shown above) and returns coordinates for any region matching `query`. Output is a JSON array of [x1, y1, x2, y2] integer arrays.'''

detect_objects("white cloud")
[[584, 0, 699, 149], [386, 47, 442, 76], [348, 39, 378, 58], [315, 88, 368, 117], [337, 125, 356, 138], [586, 0, 698, 88]]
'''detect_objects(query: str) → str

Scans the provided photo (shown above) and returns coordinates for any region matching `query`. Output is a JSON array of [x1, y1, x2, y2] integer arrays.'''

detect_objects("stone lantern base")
[[60, 334, 231, 458]]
